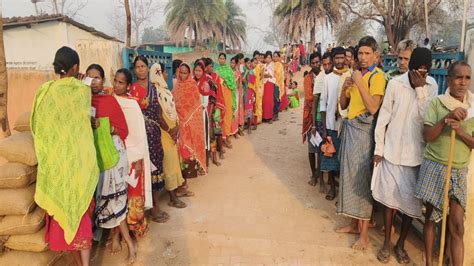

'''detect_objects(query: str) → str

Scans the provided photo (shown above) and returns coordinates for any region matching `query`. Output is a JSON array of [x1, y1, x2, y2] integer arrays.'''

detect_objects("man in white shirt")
[[372, 48, 438, 264], [310, 53, 331, 192], [320, 47, 348, 201]]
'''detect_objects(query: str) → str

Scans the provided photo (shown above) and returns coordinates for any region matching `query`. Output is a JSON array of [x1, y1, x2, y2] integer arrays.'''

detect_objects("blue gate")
[[122, 48, 173, 89], [383, 52, 465, 94]]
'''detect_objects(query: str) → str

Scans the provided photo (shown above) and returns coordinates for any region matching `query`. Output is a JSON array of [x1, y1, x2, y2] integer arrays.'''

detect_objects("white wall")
[[4, 20, 122, 72]]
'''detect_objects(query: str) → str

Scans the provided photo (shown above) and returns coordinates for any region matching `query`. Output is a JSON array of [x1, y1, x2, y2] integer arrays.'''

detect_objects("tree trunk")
[[0, 17, 11, 137], [310, 26, 315, 54], [124, 0, 132, 48], [193, 24, 199, 48], [222, 26, 227, 52]]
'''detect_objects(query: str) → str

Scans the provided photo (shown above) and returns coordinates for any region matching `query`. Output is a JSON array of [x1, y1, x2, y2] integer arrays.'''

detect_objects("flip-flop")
[[377, 248, 391, 264], [168, 200, 187, 209], [150, 212, 170, 223], [325, 190, 336, 201], [176, 190, 195, 197], [394, 245, 411, 264]]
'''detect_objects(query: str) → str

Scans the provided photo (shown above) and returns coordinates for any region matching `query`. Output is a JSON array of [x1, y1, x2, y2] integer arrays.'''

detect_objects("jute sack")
[[0, 132, 37, 166], [13, 112, 31, 132], [0, 184, 36, 216], [5, 227, 47, 252], [0, 250, 62, 266], [0, 162, 36, 189], [0, 207, 45, 236]]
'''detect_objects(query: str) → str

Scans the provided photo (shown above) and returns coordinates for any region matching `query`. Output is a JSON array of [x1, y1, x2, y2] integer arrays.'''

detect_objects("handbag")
[[93, 117, 119, 172]]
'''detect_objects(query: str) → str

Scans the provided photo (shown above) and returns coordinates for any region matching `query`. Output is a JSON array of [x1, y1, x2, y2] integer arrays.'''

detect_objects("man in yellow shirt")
[[336, 36, 386, 251]]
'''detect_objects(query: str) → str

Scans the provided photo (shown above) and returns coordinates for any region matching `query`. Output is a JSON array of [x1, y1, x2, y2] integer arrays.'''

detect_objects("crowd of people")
[[30, 45, 302, 265], [28, 33, 472, 266], [302, 35, 472, 266]]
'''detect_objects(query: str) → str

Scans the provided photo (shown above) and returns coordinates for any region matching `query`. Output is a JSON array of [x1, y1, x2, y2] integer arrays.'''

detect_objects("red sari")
[[173, 64, 207, 177]]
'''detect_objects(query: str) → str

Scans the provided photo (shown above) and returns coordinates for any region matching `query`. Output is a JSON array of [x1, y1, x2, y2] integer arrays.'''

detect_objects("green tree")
[[221, 0, 247, 51], [340, 0, 461, 53], [141, 26, 170, 43], [165, 0, 227, 47], [274, 0, 340, 52]]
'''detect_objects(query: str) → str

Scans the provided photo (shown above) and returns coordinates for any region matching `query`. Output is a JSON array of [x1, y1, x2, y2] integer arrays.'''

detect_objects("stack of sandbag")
[[0, 112, 62, 265]]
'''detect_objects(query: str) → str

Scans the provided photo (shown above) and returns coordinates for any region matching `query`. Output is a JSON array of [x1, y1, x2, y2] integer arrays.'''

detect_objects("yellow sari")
[[254, 63, 264, 123]]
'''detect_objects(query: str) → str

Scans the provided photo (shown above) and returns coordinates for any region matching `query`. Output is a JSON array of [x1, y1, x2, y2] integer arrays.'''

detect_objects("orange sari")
[[172, 64, 207, 177]]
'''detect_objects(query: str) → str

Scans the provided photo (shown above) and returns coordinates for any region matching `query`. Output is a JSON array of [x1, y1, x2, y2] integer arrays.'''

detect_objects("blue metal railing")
[[122, 48, 173, 89], [383, 52, 465, 94]]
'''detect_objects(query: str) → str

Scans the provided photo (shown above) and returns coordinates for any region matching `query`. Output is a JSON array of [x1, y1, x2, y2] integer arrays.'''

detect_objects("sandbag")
[[5, 227, 47, 252], [0, 162, 36, 189], [0, 132, 37, 166], [0, 250, 62, 266], [13, 112, 31, 132], [0, 207, 45, 236], [0, 184, 36, 216]]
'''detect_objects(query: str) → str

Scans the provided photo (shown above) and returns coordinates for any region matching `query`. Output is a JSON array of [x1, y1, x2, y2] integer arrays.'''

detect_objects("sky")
[[1, 0, 291, 51]]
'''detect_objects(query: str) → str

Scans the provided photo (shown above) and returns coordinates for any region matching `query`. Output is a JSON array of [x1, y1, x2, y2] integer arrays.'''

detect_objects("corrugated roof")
[[3, 14, 123, 43]]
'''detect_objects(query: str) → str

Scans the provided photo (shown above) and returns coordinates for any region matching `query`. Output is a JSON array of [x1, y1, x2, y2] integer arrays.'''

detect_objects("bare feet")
[[212, 159, 221, 166], [110, 236, 122, 254], [308, 176, 317, 186], [336, 224, 360, 234], [126, 239, 137, 264], [352, 237, 369, 250]]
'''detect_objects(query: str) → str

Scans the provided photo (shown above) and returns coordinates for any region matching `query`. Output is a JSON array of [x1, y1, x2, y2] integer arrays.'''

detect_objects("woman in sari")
[[87, 64, 136, 263], [204, 58, 227, 162], [274, 52, 288, 113], [245, 59, 257, 133], [216, 53, 237, 147], [32, 46, 98, 266], [112, 68, 151, 239], [149, 63, 190, 205], [129, 56, 168, 223], [173, 63, 207, 178], [230, 56, 245, 136], [193, 60, 212, 165], [262, 51, 276, 123]]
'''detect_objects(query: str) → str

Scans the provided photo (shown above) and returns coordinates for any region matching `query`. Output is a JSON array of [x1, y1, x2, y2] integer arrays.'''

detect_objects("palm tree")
[[221, 0, 247, 51], [165, 0, 227, 47], [0, 14, 11, 137], [274, 0, 340, 52]]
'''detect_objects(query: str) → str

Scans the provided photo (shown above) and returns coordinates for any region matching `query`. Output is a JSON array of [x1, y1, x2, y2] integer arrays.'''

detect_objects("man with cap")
[[371, 47, 438, 264]]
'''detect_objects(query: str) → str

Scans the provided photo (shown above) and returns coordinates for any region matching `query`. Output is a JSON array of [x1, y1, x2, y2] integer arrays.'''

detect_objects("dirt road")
[[92, 105, 425, 265]]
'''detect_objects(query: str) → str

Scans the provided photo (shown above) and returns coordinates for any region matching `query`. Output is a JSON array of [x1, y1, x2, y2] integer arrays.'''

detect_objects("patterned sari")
[[173, 63, 207, 178], [130, 81, 165, 191]]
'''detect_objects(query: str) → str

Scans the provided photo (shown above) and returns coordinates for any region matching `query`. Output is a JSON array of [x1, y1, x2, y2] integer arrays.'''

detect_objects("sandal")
[[325, 189, 336, 201], [394, 245, 411, 264], [168, 200, 187, 209], [176, 190, 195, 197], [150, 211, 170, 223], [377, 248, 391, 264]]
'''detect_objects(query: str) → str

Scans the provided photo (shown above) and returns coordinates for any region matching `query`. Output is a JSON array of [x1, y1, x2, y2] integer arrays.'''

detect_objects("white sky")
[[2, 0, 299, 51]]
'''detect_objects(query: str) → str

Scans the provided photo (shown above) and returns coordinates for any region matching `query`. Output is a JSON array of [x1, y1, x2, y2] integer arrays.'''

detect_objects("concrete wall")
[[4, 21, 122, 73], [4, 21, 66, 70], [7, 70, 56, 131], [75, 39, 123, 87]]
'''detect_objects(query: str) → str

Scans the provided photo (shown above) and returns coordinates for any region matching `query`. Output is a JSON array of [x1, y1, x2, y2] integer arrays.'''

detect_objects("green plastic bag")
[[93, 117, 119, 172]]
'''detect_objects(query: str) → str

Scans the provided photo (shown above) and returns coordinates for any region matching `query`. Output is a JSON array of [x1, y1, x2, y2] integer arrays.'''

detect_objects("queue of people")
[[302, 36, 472, 266], [30, 46, 296, 265]]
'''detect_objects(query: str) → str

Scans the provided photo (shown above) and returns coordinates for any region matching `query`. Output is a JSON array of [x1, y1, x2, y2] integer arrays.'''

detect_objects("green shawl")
[[31, 77, 99, 244], [216, 64, 237, 114]]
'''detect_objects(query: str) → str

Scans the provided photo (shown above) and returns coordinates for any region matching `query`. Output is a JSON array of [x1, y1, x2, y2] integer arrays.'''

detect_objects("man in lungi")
[[302, 52, 323, 189], [336, 36, 386, 250], [415, 61, 473, 266], [320, 47, 349, 201], [372, 48, 438, 264]]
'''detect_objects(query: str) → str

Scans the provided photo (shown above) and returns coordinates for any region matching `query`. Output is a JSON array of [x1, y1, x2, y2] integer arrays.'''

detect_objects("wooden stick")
[[438, 129, 456, 266]]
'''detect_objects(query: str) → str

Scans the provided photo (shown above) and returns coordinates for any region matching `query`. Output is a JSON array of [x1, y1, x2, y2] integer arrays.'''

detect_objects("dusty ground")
[[89, 103, 425, 265]]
